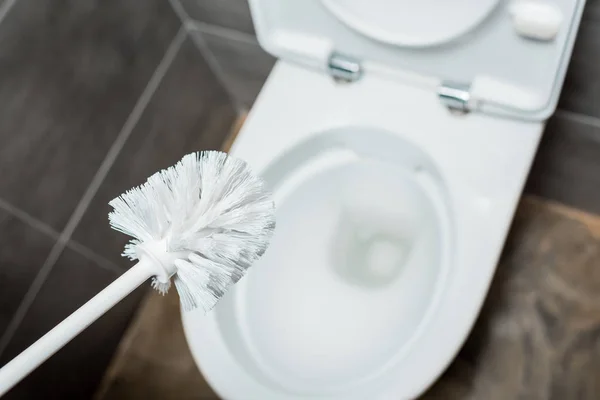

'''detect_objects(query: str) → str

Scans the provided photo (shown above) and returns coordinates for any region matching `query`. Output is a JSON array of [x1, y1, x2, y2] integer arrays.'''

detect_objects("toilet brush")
[[0, 150, 275, 396]]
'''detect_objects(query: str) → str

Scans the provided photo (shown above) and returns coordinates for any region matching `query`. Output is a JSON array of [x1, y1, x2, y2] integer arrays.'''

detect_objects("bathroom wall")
[[176, 0, 276, 112], [0, 0, 237, 398], [526, 0, 600, 215], [176, 0, 600, 215]]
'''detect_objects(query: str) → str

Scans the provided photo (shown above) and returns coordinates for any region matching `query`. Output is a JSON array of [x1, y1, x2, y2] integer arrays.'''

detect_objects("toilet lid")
[[248, 0, 584, 120], [320, 0, 498, 47]]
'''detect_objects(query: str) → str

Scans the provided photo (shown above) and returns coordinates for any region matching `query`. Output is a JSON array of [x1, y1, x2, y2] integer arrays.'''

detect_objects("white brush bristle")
[[108, 151, 275, 312]]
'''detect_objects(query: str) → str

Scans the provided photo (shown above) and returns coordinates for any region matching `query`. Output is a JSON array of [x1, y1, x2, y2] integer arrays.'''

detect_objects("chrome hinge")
[[328, 52, 362, 83], [438, 82, 472, 113]]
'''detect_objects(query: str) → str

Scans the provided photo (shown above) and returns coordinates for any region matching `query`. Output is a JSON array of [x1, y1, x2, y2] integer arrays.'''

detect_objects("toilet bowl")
[[182, 0, 585, 398]]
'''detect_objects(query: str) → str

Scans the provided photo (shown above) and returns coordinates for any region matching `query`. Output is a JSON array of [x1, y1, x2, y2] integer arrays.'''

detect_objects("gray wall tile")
[[0, 0, 209, 397], [180, 0, 255, 35], [0, 248, 147, 399], [0, 209, 55, 335], [71, 37, 237, 268], [0, 0, 180, 230], [526, 113, 600, 214], [558, 0, 600, 118], [197, 30, 275, 109]]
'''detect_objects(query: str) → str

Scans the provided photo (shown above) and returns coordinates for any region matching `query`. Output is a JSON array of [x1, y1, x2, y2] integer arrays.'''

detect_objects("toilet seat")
[[182, 62, 544, 399]]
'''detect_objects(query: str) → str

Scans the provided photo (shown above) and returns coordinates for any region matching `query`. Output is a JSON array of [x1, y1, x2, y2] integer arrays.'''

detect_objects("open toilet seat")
[[181, 62, 544, 399]]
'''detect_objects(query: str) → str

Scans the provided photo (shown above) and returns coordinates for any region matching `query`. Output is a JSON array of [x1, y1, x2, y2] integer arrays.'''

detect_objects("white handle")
[[0, 257, 157, 397]]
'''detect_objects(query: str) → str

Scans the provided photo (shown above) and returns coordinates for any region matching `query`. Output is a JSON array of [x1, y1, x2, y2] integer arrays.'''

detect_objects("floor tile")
[[0, 0, 180, 230], [71, 37, 237, 269], [96, 292, 218, 400], [180, 0, 255, 35], [525, 113, 600, 215], [0, 248, 148, 399], [0, 209, 55, 336], [422, 197, 600, 399], [197, 30, 275, 109]]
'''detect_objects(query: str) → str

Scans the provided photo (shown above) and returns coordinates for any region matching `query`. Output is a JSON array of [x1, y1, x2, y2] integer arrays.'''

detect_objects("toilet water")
[[239, 160, 443, 390]]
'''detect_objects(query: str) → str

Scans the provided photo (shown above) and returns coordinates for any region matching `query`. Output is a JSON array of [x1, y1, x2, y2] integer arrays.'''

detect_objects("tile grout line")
[[0, 27, 187, 358], [555, 108, 600, 131], [167, 0, 258, 108], [187, 20, 259, 45], [184, 20, 263, 115], [0, 0, 17, 25], [0, 197, 61, 241], [167, 0, 191, 25], [170, 4, 258, 114], [188, 28, 245, 113], [56, 26, 186, 247], [66, 241, 123, 275], [0, 198, 122, 274], [165, 0, 258, 46]]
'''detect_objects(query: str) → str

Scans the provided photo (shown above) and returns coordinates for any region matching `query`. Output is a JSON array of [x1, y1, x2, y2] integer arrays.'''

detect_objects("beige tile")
[[423, 196, 600, 399], [96, 291, 219, 399]]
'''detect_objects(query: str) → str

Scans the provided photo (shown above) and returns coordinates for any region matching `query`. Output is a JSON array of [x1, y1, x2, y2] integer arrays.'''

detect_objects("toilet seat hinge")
[[438, 81, 472, 114], [328, 52, 362, 83]]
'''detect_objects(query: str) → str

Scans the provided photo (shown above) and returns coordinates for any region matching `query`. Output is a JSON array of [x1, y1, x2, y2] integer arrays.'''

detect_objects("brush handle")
[[0, 257, 157, 397]]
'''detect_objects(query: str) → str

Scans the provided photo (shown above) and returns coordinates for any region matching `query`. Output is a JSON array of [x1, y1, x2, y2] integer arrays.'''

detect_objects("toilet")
[[182, 0, 585, 398]]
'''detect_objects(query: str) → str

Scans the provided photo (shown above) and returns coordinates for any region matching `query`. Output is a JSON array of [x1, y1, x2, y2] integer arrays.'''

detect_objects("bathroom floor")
[[94, 120, 600, 400]]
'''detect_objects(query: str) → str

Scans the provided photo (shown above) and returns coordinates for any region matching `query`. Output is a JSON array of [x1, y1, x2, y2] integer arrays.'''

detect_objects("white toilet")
[[182, 1, 585, 398]]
